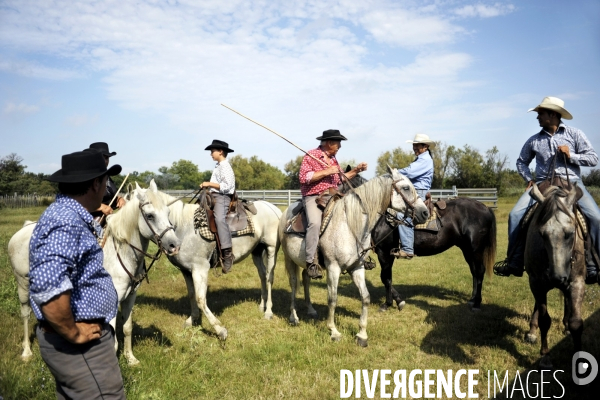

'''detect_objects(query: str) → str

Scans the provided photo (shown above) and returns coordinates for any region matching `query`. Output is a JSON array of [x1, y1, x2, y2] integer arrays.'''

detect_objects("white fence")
[[164, 186, 498, 208], [0, 194, 55, 208]]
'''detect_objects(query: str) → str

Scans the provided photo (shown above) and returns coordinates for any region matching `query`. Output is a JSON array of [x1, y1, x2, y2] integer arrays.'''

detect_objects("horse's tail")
[[483, 208, 497, 278]]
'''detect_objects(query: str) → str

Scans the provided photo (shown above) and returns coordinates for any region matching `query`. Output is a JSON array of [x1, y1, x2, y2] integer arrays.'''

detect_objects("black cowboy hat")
[[47, 150, 122, 183], [89, 142, 117, 157], [204, 139, 234, 153], [316, 129, 347, 141]]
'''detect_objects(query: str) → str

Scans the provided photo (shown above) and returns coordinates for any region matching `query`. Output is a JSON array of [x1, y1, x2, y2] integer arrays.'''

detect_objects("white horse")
[[8, 180, 181, 365], [155, 192, 282, 341], [279, 167, 429, 346]]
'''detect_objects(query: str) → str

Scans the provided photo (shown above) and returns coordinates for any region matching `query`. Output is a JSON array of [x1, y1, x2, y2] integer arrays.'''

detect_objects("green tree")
[[445, 145, 486, 188], [583, 169, 600, 187], [168, 159, 201, 189], [0, 153, 27, 195], [376, 148, 414, 176], [283, 156, 303, 189], [229, 155, 286, 190]]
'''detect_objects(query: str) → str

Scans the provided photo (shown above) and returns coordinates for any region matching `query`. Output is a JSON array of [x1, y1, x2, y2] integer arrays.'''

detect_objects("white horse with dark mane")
[[155, 191, 282, 341], [9, 180, 181, 365], [279, 167, 429, 346]]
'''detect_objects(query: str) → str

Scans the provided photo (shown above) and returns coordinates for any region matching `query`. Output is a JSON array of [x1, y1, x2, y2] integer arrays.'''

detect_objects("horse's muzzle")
[[415, 209, 429, 224]]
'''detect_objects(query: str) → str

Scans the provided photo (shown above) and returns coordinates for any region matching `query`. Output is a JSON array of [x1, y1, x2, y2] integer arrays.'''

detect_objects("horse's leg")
[[181, 269, 201, 328], [377, 249, 404, 312], [285, 255, 300, 325], [525, 303, 539, 343], [192, 263, 228, 340], [302, 269, 318, 319], [120, 291, 140, 366], [562, 293, 571, 335], [252, 245, 275, 320], [326, 264, 343, 342], [351, 267, 370, 347], [565, 280, 585, 352], [17, 283, 33, 361], [461, 248, 484, 311], [535, 290, 553, 367]]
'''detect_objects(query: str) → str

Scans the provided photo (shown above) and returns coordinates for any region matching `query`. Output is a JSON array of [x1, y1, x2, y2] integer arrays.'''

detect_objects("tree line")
[[2, 144, 600, 197]]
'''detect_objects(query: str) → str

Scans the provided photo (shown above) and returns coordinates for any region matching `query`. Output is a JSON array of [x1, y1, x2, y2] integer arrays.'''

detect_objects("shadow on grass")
[[490, 308, 600, 400]]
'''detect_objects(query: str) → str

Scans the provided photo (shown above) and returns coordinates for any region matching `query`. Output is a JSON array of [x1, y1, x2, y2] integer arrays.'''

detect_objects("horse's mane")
[[536, 186, 575, 227], [105, 188, 166, 242], [334, 174, 393, 239], [155, 190, 197, 226]]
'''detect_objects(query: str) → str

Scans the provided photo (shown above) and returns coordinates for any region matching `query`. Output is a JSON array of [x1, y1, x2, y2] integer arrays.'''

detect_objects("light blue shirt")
[[397, 151, 434, 190], [29, 194, 118, 323], [517, 123, 598, 183]]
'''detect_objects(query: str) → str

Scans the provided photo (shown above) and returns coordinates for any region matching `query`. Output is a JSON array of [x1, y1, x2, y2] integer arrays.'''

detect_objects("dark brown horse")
[[340, 171, 497, 311], [523, 182, 586, 368]]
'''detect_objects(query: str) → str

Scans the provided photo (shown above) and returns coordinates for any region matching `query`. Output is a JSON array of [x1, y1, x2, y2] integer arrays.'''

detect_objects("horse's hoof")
[[127, 357, 141, 367], [539, 355, 553, 369], [218, 328, 228, 341], [470, 307, 481, 313], [289, 319, 299, 326], [524, 333, 537, 344], [378, 304, 389, 312], [356, 337, 368, 347], [264, 312, 273, 320], [331, 335, 342, 342], [307, 312, 318, 320], [21, 354, 33, 362], [397, 301, 406, 311]]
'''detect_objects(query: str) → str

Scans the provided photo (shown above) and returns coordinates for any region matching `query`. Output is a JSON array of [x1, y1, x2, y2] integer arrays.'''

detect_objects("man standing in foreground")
[[299, 129, 368, 279], [29, 150, 126, 399], [494, 96, 600, 283]]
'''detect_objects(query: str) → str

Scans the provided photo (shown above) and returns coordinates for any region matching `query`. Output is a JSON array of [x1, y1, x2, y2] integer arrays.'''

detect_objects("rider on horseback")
[[200, 139, 236, 273], [299, 129, 367, 279], [88, 142, 126, 224], [494, 97, 600, 283], [390, 134, 435, 260]]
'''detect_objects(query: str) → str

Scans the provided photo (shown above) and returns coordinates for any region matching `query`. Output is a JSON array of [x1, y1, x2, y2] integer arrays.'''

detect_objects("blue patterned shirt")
[[517, 123, 598, 183], [397, 151, 434, 190], [29, 194, 118, 323]]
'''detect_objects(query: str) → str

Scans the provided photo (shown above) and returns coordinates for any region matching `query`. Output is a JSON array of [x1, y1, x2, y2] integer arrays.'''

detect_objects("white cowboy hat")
[[528, 96, 573, 120], [406, 133, 436, 149]]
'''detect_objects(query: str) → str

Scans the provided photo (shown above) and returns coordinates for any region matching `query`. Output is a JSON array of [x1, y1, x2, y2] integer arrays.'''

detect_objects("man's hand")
[[526, 181, 534, 190], [325, 165, 339, 176], [116, 196, 126, 209], [98, 203, 113, 216], [557, 145, 571, 158], [355, 162, 368, 173]]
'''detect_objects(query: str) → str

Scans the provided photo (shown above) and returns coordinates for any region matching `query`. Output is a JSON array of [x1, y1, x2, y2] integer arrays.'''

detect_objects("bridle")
[[111, 200, 176, 290], [391, 177, 420, 220]]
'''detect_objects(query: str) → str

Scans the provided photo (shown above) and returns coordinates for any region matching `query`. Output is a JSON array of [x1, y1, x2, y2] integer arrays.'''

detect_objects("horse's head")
[[528, 181, 583, 283], [388, 165, 429, 224], [127, 179, 181, 256], [339, 165, 368, 194]]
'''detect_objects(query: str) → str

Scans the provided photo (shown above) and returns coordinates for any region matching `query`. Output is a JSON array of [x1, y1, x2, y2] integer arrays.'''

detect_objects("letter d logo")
[[572, 351, 598, 385]]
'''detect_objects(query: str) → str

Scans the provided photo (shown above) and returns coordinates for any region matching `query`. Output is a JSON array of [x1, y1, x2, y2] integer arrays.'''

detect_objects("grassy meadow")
[[1, 198, 600, 399]]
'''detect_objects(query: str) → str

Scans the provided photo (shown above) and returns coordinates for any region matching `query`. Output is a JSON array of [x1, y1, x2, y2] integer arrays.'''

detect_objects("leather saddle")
[[197, 190, 256, 234], [285, 189, 343, 235]]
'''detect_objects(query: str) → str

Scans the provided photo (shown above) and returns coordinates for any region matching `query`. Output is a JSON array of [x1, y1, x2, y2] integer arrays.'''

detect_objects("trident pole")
[[220, 103, 329, 168]]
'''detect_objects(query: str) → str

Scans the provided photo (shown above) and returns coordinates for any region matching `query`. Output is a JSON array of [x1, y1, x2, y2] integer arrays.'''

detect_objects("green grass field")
[[1, 200, 599, 399]]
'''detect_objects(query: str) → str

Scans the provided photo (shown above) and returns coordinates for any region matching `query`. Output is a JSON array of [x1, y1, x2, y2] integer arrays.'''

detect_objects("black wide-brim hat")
[[316, 129, 347, 141], [204, 139, 234, 153], [89, 142, 117, 157], [47, 150, 122, 183]]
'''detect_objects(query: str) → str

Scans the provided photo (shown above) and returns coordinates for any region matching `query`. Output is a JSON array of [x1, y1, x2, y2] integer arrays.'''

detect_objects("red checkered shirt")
[[299, 146, 341, 196]]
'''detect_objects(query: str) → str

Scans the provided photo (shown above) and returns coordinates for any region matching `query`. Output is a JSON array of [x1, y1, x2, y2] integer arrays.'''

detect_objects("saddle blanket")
[[193, 206, 255, 241], [385, 207, 440, 232]]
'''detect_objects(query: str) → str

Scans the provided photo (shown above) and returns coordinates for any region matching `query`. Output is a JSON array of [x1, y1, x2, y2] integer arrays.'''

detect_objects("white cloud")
[[454, 3, 515, 19], [2, 102, 39, 115], [0, 60, 84, 80], [64, 113, 98, 127]]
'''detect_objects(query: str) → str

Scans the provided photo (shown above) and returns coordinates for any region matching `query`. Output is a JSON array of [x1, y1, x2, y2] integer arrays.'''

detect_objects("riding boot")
[[306, 262, 323, 279], [585, 265, 599, 285], [222, 248, 234, 274]]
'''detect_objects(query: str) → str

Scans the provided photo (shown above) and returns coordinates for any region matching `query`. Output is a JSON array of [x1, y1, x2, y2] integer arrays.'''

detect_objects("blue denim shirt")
[[516, 123, 598, 183], [397, 151, 434, 190], [29, 194, 118, 323]]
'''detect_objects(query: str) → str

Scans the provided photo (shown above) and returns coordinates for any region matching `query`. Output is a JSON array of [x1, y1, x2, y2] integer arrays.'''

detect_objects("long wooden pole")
[[98, 173, 130, 226], [221, 103, 329, 168]]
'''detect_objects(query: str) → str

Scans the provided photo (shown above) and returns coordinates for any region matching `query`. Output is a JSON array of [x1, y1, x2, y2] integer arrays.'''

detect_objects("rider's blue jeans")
[[507, 181, 600, 267], [398, 189, 428, 254]]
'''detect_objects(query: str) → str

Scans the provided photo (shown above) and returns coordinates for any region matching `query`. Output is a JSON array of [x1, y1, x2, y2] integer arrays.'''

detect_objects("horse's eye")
[[147, 214, 154, 221], [403, 186, 410, 191]]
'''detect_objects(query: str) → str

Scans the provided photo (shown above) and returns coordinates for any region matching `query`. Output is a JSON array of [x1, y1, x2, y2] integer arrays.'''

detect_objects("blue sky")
[[1, 0, 599, 180]]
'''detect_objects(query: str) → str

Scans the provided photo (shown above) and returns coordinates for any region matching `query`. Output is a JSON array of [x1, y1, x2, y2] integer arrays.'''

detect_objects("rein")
[[111, 200, 176, 290]]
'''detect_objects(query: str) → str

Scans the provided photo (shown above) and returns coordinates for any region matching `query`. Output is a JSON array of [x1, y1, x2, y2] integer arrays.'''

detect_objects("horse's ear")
[[572, 182, 584, 203], [345, 165, 352, 173], [148, 179, 158, 193], [135, 182, 141, 190], [388, 164, 399, 178], [529, 182, 545, 203], [125, 183, 134, 201]]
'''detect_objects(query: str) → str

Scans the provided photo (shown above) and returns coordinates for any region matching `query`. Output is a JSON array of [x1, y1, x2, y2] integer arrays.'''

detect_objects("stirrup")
[[306, 263, 324, 279], [493, 259, 523, 277], [390, 248, 413, 259]]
